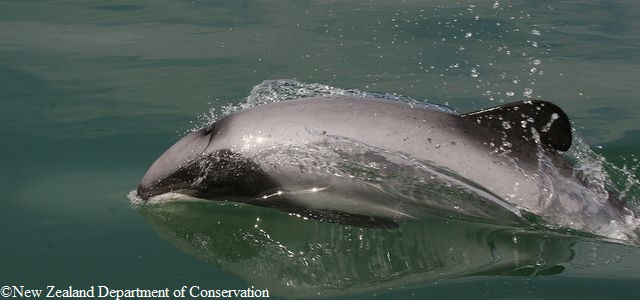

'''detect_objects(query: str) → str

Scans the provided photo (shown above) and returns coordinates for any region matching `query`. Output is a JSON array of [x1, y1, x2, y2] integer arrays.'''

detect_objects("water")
[[1, 1, 640, 299]]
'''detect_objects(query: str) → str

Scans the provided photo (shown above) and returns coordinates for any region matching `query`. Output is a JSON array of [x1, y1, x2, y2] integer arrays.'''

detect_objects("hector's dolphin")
[[137, 96, 632, 235]]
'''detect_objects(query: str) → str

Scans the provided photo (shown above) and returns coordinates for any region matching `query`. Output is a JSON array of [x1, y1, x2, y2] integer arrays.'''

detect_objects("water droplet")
[[470, 68, 479, 78], [465, 32, 473, 38], [506, 91, 515, 97], [531, 29, 541, 36]]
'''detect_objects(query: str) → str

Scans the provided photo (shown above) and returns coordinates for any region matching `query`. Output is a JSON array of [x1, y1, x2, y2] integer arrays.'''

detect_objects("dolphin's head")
[[137, 122, 278, 201], [137, 126, 215, 200]]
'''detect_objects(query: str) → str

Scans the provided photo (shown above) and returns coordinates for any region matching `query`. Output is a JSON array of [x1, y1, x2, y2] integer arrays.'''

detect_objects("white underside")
[[147, 192, 207, 204]]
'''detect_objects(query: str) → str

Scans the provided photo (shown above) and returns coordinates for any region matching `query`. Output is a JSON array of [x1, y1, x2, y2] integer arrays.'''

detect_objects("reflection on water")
[[139, 201, 575, 298]]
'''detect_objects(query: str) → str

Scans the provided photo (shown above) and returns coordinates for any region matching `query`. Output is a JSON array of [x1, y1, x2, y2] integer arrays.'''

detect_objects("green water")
[[1, 1, 639, 299]]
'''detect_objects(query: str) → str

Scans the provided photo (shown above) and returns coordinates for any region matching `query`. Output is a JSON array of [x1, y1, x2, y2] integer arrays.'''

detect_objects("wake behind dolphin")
[[134, 80, 639, 241]]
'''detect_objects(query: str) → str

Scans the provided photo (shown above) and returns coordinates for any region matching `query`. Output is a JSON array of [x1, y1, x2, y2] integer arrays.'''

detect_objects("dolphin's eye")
[[203, 126, 214, 135]]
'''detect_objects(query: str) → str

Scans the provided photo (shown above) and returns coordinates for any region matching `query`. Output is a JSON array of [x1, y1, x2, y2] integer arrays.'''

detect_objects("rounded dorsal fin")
[[460, 100, 572, 151]]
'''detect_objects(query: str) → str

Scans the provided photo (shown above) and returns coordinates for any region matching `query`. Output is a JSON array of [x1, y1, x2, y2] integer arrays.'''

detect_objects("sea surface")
[[1, 1, 639, 299]]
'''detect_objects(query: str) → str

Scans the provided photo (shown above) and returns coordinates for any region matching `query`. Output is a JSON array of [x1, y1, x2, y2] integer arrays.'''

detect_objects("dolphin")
[[137, 96, 632, 234]]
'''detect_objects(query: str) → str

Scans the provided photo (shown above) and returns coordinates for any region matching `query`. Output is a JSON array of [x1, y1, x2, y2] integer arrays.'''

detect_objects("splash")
[[192, 79, 454, 132], [246, 136, 525, 225], [532, 137, 639, 240], [560, 135, 640, 240], [127, 190, 144, 206]]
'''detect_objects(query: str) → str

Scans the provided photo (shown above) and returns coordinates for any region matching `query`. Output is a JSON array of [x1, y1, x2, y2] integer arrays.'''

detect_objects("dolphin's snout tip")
[[136, 127, 213, 202], [136, 184, 154, 201]]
